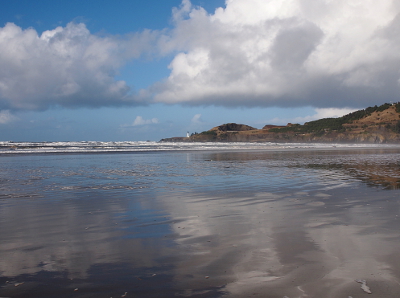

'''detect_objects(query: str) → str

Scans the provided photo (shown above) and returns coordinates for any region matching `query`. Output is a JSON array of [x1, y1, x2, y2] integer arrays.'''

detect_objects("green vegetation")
[[303, 117, 345, 132], [396, 102, 400, 113], [389, 120, 400, 133], [200, 130, 217, 136], [188, 102, 400, 143], [342, 103, 392, 123], [269, 124, 301, 133], [269, 117, 345, 133], [269, 102, 400, 134], [190, 130, 218, 141]]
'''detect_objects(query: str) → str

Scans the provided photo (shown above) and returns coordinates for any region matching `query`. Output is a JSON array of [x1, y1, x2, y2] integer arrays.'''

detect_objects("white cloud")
[[2, 1, 400, 114], [131, 116, 159, 126], [191, 113, 202, 124], [0, 110, 18, 124], [153, 0, 400, 108], [312, 108, 357, 119], [268, 107, 357, 125], [0, 22, 157, 111]]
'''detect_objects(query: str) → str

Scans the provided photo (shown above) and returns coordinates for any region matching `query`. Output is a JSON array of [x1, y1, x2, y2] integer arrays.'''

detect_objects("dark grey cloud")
[[269, 21, 323, 71]]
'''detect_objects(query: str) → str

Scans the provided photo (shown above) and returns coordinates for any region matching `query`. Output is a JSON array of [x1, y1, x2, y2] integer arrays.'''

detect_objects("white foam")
[[0, 141, 398, 154], [355, 279, 372, 294]]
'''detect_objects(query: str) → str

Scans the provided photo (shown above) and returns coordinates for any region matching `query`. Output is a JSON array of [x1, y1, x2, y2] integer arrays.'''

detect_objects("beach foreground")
[[1, 146, 400, 297]]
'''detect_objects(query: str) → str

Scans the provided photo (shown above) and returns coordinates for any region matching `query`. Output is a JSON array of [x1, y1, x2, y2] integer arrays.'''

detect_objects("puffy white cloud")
[[3, 1, 400, 115], [131, 116, 159, 126], [312, 108, 357, 119], [0, 22, 157, 112], [268, 107, 357, 125], [153, 0, 400, 108]]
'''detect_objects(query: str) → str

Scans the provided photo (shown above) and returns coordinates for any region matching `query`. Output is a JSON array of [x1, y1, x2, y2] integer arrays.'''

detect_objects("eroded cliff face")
[[270, 131, 400, 144], [160, 105, 400, 143]]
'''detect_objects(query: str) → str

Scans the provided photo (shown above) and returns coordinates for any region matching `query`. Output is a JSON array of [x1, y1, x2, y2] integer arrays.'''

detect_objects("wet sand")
[[1, 148, 400, 297]]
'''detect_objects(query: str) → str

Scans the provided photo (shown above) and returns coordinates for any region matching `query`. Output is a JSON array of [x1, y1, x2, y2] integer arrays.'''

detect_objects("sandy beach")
[[1, 147, 400, 297]]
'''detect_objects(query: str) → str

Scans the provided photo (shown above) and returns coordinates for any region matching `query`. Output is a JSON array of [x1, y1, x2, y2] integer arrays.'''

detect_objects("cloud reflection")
[[1, 150, 400, 297]]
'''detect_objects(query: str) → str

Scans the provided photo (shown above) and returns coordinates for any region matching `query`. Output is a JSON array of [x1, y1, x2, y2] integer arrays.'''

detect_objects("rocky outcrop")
[[211, 123, 256, 132]]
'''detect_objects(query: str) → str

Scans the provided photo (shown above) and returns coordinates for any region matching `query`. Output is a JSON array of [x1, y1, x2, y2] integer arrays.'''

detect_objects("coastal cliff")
[[160, 103, 400, 143]]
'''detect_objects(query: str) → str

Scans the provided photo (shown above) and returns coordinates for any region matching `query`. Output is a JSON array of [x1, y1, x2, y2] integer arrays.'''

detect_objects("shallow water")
[[1, 147, 400, 297]]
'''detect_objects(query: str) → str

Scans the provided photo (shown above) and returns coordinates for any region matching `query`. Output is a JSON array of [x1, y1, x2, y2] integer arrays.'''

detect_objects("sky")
[[1, 0, 400, 141]]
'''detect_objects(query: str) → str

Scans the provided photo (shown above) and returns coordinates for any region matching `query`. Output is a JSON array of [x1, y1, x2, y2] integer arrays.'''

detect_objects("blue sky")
[[0, 0, 399, 141]]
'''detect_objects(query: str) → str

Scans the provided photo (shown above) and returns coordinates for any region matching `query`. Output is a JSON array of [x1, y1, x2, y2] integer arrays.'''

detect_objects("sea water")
[[1, 143, 400, 297]]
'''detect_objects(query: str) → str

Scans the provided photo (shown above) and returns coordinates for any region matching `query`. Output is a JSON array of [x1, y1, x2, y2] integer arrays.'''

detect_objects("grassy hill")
[[269, 103, 400, 134], [160, 102, 400, 143]]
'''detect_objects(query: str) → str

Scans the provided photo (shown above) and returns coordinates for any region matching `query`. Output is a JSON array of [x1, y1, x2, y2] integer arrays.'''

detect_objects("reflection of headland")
[[203, 149, 400, 189], [326, 163, 399, 189], [301, 153, 400, 189]]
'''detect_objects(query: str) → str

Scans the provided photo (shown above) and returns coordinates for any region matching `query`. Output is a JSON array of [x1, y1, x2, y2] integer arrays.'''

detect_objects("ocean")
[[1, 142, 400, 297]]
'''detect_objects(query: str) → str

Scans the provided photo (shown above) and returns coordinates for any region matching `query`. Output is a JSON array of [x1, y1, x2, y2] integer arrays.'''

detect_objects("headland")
[[160, 103, 400, 143]]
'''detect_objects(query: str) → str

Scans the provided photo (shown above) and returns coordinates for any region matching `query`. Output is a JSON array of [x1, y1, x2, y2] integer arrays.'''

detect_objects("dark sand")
[[1, 148, 400, 297]]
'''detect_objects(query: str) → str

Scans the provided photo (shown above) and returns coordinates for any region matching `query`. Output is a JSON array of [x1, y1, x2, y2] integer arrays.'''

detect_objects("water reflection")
[[304, 161, 400, 189], [0, 149, 400, 297], [205, 149, 400, 189]]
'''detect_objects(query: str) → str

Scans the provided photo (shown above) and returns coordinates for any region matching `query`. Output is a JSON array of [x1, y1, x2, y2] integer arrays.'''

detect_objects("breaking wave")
[[0, 141, 398, 154]]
